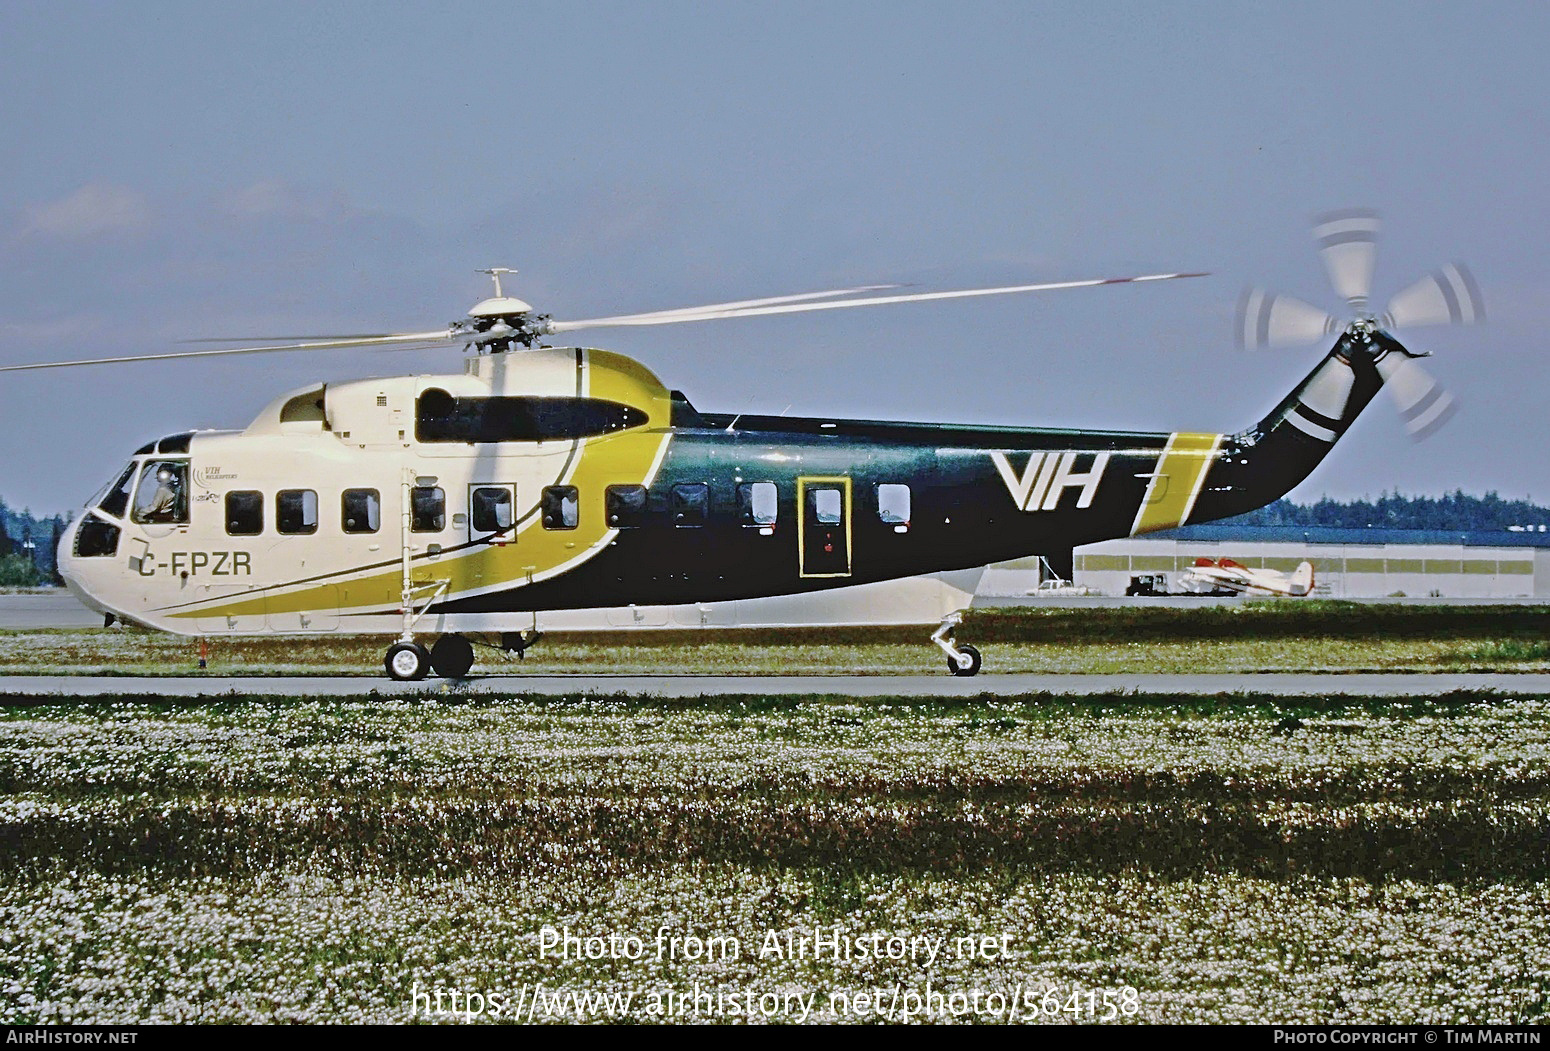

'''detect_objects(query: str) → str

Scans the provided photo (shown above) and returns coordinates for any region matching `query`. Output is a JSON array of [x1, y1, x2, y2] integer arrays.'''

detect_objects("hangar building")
[[979, 526, 1550, 599]]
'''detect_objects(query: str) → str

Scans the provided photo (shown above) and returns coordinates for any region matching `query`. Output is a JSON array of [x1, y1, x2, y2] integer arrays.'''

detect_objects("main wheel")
[[948, 643, 982, 677], [385, 641, 431, 682], [430, 634, 475, 679]]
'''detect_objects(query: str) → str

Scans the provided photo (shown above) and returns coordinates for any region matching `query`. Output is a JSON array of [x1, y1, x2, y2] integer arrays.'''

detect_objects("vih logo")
[[991, 450, 1110, 511]]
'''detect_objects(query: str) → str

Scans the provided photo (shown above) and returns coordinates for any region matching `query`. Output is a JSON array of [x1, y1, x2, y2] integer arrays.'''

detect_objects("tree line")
[[1230, 490, 1550, 532], [0, 500, 68, 587]]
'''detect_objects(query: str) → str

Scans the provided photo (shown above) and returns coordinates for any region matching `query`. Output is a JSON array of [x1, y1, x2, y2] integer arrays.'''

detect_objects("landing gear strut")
[[931, 611, 983, 676], [384, 468, 456, 682]]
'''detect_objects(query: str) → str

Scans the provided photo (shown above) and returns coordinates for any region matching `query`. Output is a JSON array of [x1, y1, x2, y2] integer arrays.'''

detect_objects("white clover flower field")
[[1, 690, 1547, 1024]]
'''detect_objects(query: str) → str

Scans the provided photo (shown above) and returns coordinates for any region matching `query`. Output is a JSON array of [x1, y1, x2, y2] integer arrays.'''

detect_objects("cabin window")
[[130, 460, 189, 524], [276, 490, 319, 535], [342, 488, 380, 534], [96, 463, 136, 519], [671, 483, 708, 528], [416, 389, 649, 443], [225, 491, 263, 535], [605, 484, 648, 528], [738, 482, 777, 527], [472, 487, 514, 534], [810, 487, 843, 526], [542, 485, 579, 530], [877, 483, 911, 530], [411, 486, 445, 532], [73, 514, 120, 557]]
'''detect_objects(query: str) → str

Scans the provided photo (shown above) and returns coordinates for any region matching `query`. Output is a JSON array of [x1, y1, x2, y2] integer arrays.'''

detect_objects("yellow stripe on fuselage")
[[1130, 431, 1222, 535]]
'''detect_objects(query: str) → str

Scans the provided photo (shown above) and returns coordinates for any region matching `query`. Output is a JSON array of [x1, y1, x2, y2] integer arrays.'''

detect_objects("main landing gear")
[[931, 611, 983, 676], [384, 633, 477, 681], [385, 641, 432, 681]]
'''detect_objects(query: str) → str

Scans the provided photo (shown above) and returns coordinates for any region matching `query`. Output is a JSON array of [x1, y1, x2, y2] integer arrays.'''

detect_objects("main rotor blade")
[[570, 284, 904, 327], [1314, 208, 1380, 313], [1375, 353, 1457, 441], [1381, 263, 1485, 330], [1235, 288, 1339, 349], [179, 333, 401, 344], [549, 272, 1207, 332], [0, 330, 456, 373]]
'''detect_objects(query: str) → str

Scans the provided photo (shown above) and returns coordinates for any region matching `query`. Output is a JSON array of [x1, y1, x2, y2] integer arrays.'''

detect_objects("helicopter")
[[3, 211, 1482, 680]]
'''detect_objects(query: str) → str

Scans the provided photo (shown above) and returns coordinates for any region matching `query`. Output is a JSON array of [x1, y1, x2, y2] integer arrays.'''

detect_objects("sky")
[[1, 2, 1546, 516]]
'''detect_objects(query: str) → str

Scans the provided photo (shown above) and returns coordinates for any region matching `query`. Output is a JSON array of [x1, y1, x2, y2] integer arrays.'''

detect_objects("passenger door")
[[798, 476, 852, 578]]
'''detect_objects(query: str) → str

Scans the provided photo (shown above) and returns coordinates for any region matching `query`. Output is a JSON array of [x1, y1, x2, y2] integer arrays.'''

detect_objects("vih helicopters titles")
[[6, 213, 1483, 680]]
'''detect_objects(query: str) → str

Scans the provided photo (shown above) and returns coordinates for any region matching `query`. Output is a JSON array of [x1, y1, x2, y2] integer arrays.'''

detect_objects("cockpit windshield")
[[93, 463, 137, 519], [131, 460, 190, 524]]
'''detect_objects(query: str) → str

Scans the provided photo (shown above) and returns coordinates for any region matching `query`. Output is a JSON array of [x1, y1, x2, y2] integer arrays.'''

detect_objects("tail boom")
[[1164, 328, 1408, 529]]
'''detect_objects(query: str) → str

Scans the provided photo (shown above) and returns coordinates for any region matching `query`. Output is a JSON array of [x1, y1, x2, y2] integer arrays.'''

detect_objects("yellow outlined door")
[[798, 476, 852, 578]]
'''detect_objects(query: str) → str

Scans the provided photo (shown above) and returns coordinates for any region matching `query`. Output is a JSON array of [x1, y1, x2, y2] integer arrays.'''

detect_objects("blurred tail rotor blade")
[[1374, 352, 1457, 441], [1381, 263, 1485, 330], [1313, 208, 1380, 313], [1235, 288, 1339, 349]]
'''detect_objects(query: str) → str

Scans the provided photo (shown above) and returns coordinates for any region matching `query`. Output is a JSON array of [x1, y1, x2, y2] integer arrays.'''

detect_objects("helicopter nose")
[[56, 518, 81, 586], [55, 519, 112, 623]]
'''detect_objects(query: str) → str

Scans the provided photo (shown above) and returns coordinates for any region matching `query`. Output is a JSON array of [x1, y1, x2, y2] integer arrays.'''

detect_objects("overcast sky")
[[1, 2, 1545, 516]]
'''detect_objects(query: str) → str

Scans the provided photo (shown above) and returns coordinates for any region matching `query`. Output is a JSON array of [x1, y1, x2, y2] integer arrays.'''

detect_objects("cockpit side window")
[[131, 460, 189, 524]]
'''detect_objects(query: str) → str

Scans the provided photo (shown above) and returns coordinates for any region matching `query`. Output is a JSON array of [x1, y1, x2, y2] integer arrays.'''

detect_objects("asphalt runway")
[[0, 592, 100, 629], [2, 672, 1550, 698]]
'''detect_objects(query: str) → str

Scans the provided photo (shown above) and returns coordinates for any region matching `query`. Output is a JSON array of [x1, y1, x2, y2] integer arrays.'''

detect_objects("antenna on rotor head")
[[477, 267, 517, 298]]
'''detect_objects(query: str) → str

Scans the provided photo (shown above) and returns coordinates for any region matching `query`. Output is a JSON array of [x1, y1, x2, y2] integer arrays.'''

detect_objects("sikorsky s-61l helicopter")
[[4, 211, 1482, 679]]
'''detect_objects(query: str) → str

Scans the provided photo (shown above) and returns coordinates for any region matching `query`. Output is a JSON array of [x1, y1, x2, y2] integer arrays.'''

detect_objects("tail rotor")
[[1235, 209, 1483, 441]]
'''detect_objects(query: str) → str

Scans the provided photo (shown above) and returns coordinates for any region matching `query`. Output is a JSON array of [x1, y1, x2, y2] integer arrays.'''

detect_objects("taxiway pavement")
[[2, 672, 1548, 698]]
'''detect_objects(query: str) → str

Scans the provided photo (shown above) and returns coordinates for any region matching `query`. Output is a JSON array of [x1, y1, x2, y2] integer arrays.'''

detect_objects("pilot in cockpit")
[[142, 468, 180, 522]]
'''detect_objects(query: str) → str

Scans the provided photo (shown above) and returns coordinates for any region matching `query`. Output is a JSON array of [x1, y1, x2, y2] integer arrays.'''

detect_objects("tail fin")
[[1289, 561, 1314, 596]]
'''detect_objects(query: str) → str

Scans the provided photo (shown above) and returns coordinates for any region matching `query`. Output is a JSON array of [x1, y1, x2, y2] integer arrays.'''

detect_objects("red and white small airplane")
[[1181, 558, 1316, 597]]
